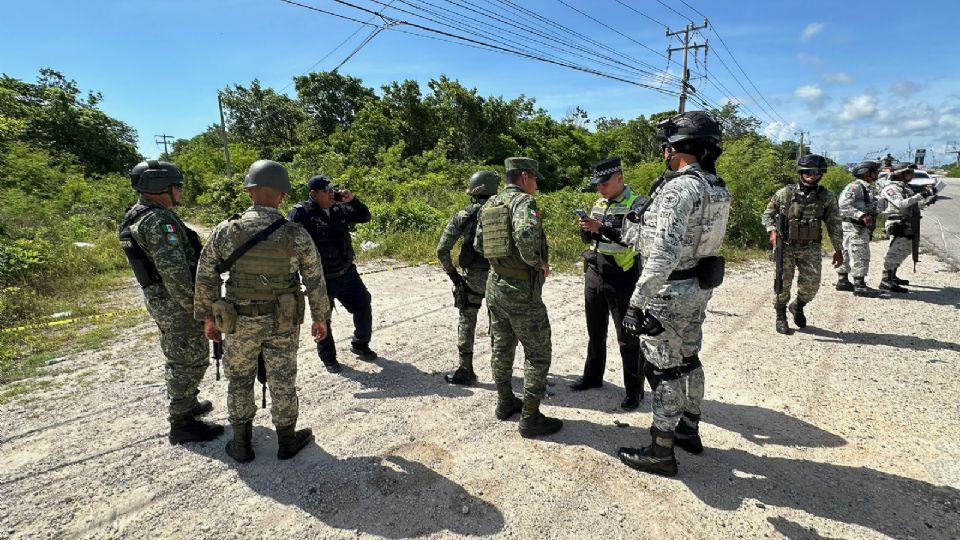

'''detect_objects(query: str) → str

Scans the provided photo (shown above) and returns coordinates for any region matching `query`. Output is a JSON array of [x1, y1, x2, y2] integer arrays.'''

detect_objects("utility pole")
[[217, 93, 233, 179], [795, 131, 807, 162], [154, 133, 174, 158], [666, 19, 709, 114]]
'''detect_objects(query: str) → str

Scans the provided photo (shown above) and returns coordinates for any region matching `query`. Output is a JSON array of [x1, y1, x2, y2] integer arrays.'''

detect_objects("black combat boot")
[[879, 270, 908, 293], [674, 413, 703, 454], [775, 305, 790, 335], [788, 300, 807, 328], [618, 427, 678, 477], [225, 421, 254, 463], [891, 268, 909, 285], [189, 399, 214, 417], [835, 273, 855, 292], [621, 390, 642, 410], [495, 382, 524, 420], [445, 354, 477, 385], [168, 415, 224, 445], [276, 424, 314, 460], [852, 276, 881, 298], [350, 343, 378, 362], [518, 398, 563, 438]]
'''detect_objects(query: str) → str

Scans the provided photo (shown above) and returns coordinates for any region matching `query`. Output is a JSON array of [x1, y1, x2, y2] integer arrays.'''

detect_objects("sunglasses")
[[800, 169, 824, 176]]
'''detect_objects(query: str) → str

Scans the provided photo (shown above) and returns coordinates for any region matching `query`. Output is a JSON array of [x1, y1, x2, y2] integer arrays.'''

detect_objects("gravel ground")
[[1, 245, 958, 540]]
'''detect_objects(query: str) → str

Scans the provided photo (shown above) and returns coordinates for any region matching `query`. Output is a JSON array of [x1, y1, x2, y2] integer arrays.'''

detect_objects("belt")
[[667, 266, 698, 281], [844, 217, 866, 226], [235, 302, 276, 316], [490, 263, 531, 281], [324, 264, 353, 280]]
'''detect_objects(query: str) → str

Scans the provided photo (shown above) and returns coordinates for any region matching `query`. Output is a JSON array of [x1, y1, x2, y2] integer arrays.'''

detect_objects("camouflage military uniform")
[[125, 199, 209, 422], [194, 205, 331, 427], [836, 179, 878, 278], [474, 185, 551, 414], [880, 180, 924, 272], [623, 164, 730, 433], [437, 202, 489, 369], [761, 184, 843, 307]]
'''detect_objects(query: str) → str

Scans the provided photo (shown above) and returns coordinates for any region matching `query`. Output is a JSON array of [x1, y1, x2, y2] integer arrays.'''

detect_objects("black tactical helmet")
[[466, 170, 500, 197], [243, 159, 292, 195], [129, 160, 183, 193], [852, 160, 881, 178], [797, 154, 828, 172], [890, 162, 916, 178], [655, 111, 722, 146]]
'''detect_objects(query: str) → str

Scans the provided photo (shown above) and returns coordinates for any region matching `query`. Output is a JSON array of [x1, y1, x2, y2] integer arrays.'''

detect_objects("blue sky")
[[4, 0, 958, 164]]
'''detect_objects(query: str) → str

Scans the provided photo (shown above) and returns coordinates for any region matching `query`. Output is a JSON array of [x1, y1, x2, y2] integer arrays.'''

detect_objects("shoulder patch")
[[166, 233, 179, 246], [161, 223, 177, 233], [660, 190, 681, 210]]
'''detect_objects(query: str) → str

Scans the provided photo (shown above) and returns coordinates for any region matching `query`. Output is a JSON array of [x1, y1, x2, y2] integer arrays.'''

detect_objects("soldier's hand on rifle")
[[203, 318, 222, 342], [311, 321, 328, 342], [832, 250, 844, 268], [768, 231, 778, 250], [540, 261, 550, 279], [862, 214, 875, 227], [446, 271, 465, 288], [579, 217, 601, 234]]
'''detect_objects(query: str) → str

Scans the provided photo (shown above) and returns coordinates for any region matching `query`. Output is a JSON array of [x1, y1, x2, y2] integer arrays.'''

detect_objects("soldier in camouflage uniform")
[[474, 157, 562, 439], [437, 171, 500, 385], [761, 155, 844, 335], [617, 111, 731, 477], [194, 160, 332, 463], [835, 161, 882, 297], [119, 160, 223, 445], [878, 163, 934, 293]]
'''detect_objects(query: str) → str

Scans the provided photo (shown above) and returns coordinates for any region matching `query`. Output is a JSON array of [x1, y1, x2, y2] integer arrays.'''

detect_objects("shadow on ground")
[[190, 427, 504, 538], [801, 326, 960, 353]]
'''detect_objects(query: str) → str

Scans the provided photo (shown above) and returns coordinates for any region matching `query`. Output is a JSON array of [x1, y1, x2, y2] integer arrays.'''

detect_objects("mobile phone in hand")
[[574, 209, 588, 220]]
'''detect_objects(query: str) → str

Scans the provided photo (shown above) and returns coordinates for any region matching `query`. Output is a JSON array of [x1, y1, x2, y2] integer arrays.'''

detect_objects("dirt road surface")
[[1, 244, 958, 539]]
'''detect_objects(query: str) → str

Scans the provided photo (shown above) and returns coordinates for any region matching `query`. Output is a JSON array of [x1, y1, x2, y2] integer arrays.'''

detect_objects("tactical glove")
[[447, 271, 465, 288], [622, 306, 644, 337]]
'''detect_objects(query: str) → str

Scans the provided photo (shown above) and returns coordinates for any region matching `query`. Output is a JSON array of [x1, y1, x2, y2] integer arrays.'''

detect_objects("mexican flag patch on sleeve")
[[161, 224, 177, 233]]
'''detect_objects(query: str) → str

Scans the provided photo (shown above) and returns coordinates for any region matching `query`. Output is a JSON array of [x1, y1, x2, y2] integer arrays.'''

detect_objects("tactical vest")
[[881, 182, 916, 221], [785, 184, 825, 245], [118, 203, 202, 288], [457, 204, 489, 270], [224, 216, 299, 303], [291, 202, 354, 276], [589, 188, 639, 271], [480, 190, 531, 280]]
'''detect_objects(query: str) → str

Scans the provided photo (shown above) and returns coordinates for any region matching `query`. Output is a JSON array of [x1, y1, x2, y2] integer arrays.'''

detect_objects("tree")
[[710, 102, 760, 140], [294, 71, 375, 141], [220, 80, 305, 161]]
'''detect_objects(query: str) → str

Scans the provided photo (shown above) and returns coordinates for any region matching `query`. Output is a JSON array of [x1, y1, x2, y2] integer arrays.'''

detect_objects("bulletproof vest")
[[589, 188, 640, 271], [224, 215, 299, 302], [689, 172, 731, 259], [785, 184, 825, 244], [881, 182, 916, 220], [457, 204, 488, 270], [479, 189, 529, 276], [118, 204, 162, 288], [292, 202, 354, 275]]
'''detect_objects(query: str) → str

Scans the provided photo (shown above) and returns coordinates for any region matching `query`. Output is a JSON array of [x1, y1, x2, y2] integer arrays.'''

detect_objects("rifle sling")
[[214, 218, 288, 274]]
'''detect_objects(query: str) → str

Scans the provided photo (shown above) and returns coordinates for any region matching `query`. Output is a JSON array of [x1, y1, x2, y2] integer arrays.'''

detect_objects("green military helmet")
[[243, 159, 292, 195], [466, 170, 500, 197], [852, 160, 880, 178], [129, 160, 183, 193], [890, 162, 916, 178]]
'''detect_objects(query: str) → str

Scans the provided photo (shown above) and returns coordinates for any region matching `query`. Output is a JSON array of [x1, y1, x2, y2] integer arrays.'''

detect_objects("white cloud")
[[822, 72, 853, 85], [801, 22, 825, 41], [762, 121, 797, 142], [837, 94, 877, 122], [890, 80, 922, 97], [796, 52, 824, 65], [794, 84, 830, 109]]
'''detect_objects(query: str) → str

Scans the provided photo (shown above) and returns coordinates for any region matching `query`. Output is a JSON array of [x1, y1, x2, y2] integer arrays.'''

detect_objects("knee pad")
[[644, 362, 681, 390], [679, 354, 702, 374]]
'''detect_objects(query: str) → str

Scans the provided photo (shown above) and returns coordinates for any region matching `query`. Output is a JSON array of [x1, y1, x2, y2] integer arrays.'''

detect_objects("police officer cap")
[[504, 157, 543, 180], [655, 111, 721, 146], [243, 159, 292, 195], [307, 174, 338, 192], [590, 157, 622, 185], [797, 154, 828, 171], [890, 162, 916, 177], [129, 160, 183, 193], [466, 170, 500, 197], [852, 160, 880, 178]]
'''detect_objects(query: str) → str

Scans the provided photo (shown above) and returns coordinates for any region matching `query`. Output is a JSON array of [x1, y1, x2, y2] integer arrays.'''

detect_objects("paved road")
[[919, 176, 960, 270]]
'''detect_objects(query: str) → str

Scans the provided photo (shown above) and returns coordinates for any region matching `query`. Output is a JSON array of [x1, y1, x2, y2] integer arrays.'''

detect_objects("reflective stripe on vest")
[[590, 188, 639, 270]]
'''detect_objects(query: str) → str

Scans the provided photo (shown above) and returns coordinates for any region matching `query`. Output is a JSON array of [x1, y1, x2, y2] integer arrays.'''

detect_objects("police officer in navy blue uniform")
[[289, 175, 376, 372], [571, 157, 646, 409]]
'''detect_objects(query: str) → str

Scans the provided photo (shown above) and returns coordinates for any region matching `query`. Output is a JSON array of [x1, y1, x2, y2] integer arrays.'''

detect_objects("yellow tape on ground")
[[1, 307, 147, 334]]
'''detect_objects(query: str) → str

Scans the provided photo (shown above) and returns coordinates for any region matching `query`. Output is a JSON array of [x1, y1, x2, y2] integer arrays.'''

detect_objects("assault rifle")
[[774, 212, 787, 295], [257, 352, 267, 409], [212, 341, 222, 381]]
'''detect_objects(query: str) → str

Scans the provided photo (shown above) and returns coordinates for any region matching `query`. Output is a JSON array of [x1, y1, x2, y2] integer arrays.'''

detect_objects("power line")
[[654, 0, 693, 24], [611, 0, 668, 28], [554, 0, 672, 63]]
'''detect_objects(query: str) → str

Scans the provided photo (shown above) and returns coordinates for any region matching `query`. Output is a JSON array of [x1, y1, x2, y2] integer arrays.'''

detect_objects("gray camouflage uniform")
[[761, 184, 843, 306], [127, 199, 209, 422], [194, 205, 331, 427], [879, 181, 924, 271], [836, 179, 878, 278], [437, 201, 489, 367], [622, 164, 731, 433], [474, 184, 551, 412]]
